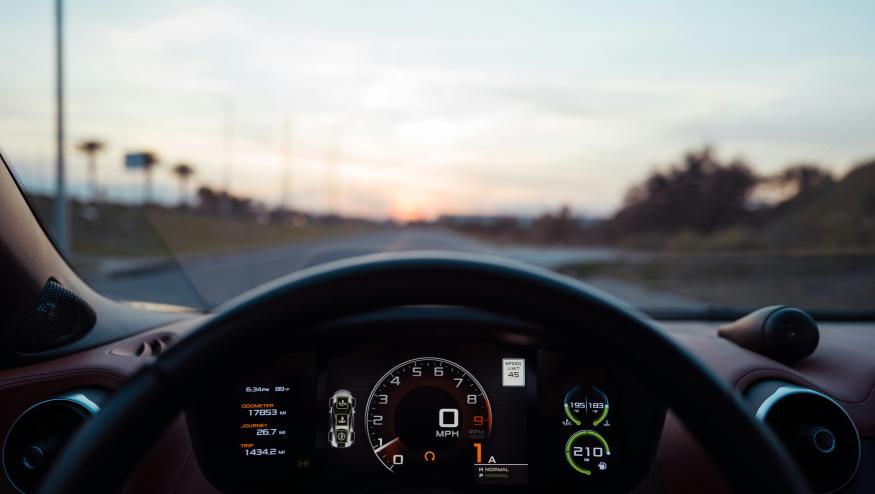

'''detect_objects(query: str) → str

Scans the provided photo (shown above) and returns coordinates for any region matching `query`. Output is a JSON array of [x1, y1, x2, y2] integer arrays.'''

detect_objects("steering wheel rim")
[[37, 252, 810, 493]]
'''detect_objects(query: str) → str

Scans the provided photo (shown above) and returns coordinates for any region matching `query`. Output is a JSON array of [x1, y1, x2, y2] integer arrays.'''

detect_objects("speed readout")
[[364, 357, 492, 474]]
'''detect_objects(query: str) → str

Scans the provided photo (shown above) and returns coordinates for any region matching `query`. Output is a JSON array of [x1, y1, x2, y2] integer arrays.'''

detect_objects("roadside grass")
[[143, 209, 372, 257], [27, 196, 373, 258], [560, 252, 875, 311]]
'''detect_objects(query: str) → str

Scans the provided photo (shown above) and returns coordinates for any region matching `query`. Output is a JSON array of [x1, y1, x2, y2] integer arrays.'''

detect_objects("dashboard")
[[1, 309, 874, 494], [185, 312, 665, 493]]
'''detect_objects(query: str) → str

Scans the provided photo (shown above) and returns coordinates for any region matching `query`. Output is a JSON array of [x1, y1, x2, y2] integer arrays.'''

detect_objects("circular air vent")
[[2, 391, 103, 494], [747, 381, 860, 493]]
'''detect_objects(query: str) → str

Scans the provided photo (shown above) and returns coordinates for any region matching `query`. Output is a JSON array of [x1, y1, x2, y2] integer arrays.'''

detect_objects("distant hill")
[[761, 160, 875, 251]]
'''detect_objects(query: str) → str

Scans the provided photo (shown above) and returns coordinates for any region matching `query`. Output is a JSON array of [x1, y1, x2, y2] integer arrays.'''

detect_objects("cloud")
[[2, 2, 874, 217]]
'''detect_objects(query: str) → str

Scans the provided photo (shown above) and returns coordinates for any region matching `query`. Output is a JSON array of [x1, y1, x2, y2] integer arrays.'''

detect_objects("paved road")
[[84, 228, 707, 310]]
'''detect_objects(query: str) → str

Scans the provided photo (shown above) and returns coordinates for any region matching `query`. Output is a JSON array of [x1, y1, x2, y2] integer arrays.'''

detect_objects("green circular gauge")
[[563, 385, 609, 427], [564, 429, 611, 475]]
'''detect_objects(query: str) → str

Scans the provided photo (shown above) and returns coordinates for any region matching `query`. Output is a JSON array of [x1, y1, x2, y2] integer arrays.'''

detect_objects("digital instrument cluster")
[[226, 353, 316, 487], [188, 334, 663, 492], [318, 342, 532, 486]]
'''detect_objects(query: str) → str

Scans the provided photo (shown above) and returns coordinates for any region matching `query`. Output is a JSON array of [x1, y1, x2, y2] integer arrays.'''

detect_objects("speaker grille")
[[13, 280, 96, 353]]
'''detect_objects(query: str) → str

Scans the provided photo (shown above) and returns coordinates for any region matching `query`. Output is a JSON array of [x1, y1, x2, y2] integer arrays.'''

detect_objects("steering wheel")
[[37, 253, 809, 493]]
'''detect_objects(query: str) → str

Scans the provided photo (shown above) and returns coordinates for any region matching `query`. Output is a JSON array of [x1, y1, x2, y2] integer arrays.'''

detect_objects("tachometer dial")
[[365, 357, 492, 474]]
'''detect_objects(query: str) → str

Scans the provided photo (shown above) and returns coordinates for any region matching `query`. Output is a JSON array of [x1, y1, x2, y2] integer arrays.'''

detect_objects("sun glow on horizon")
[[3, 1, 875, 219], [388, 189, 439, 223]]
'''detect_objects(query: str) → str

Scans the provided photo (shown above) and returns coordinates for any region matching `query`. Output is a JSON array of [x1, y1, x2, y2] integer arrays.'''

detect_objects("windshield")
[[3, 1, 874, 314]]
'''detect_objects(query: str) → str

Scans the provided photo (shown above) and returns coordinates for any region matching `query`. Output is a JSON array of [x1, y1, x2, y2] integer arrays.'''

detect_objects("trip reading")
[[238, 385, 292, 458]]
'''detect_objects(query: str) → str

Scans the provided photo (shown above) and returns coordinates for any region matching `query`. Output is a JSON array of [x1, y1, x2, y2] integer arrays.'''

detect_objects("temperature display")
[[564, 385, 610, 427], [561, 385, 614, 478]]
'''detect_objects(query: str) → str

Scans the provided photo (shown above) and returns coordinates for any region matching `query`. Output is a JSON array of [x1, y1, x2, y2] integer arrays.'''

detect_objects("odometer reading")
[[226, 352, 316, 490], [238, 386, 292, 458], [365, 357, 492, 474]]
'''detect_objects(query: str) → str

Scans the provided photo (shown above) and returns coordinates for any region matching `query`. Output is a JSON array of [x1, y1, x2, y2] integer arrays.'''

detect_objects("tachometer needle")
[[373, 437, 399, 453]]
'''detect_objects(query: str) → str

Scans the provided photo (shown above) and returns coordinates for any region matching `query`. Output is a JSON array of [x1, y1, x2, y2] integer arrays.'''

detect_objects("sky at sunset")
[[2, 0, 874, 220]]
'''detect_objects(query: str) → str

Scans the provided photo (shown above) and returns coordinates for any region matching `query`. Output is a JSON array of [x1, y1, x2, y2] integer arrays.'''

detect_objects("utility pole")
[[280, 119, 293, 210], [222, 98, 234, 193], [51, 0, 69, 253], [327, 126, 342, 215], [221, 97, 234, 216]]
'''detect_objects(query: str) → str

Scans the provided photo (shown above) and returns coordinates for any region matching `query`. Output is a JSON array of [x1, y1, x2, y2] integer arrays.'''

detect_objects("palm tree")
[[141, 152, 159, 205], [76, 139, 105, 201], [172, 163, 195, 207]]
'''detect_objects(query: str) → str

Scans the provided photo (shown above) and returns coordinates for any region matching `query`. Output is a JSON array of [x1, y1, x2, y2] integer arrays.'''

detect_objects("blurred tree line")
[[606, 147, 834, 237], [445, 147, 875, 251]]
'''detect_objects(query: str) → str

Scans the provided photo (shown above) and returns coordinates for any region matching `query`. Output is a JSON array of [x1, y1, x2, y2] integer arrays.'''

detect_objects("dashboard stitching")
[[0, 368, 126, 390], [854, 381, 875, 406], [649, 466, 665, 494], [733, 368, 817, 393], [733, 368, 875, 405], [171, 450, 196, 494]]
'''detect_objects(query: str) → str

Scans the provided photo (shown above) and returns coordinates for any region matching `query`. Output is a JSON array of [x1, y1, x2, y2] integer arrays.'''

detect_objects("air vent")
[[110, 332, 174, 357], [2, 390, 105, 493], [747, 381, 860, 493]]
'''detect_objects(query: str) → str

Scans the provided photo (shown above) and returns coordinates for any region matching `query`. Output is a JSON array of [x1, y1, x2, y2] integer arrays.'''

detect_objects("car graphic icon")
[[329, 389, 355, 448]]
